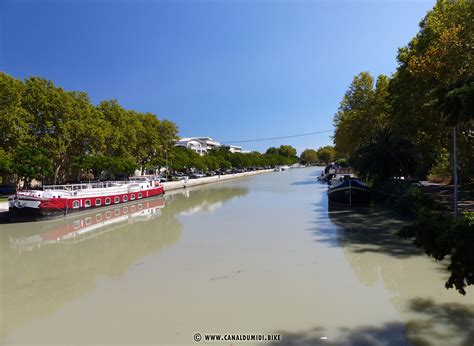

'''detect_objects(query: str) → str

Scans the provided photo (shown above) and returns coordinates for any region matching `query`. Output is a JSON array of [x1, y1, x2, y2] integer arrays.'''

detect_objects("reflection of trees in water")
[[166, 185, 248, 216], [321, 207, 474, 345], [269, 299, 474, 346], [0, 186, 247, 341], [326, 207, 420, 289]]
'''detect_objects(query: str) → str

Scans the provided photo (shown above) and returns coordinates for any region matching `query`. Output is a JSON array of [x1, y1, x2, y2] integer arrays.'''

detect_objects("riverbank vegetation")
[[334, 0, 472, 184], [332, 0, 473, 294], [0, 71, 334, 187]]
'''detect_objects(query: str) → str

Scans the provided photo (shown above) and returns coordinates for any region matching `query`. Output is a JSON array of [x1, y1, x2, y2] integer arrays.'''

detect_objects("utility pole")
[[453, 126, 458, 220]]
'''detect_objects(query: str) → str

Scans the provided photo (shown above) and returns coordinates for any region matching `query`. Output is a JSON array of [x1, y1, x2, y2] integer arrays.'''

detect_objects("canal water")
[[0, 167, 473, 345]]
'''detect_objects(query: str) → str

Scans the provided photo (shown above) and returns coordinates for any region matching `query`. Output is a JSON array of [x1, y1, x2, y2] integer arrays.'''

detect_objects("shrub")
[[398, 211, 474, 295], [427, 148, 451, 183]]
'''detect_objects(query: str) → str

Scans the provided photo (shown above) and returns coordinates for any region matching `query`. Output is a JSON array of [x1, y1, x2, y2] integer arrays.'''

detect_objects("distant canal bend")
[[1, 167, 473, 345]]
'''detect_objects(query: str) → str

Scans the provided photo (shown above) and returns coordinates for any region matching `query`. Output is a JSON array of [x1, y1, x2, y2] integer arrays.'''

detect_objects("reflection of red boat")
[[10, 197, 165, 251], [8, 177, 164, 221]]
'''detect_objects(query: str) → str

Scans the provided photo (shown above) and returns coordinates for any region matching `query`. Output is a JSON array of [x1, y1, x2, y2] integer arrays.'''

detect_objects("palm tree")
[[353, 128, 416, 182]]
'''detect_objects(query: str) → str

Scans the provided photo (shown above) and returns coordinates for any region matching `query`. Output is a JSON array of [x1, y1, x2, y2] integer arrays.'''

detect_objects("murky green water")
[[1, 168, 473, 345]]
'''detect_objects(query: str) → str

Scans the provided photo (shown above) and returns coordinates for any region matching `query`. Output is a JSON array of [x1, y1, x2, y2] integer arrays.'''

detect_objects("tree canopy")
[[0, 72, 178, 187], [333, 0, 474, 182]]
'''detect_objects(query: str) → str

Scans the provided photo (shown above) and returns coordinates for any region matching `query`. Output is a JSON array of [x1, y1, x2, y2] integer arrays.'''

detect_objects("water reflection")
[[0, 186, 247, 342], [323, 206, 474, 345], [9, 198, 166, 252]]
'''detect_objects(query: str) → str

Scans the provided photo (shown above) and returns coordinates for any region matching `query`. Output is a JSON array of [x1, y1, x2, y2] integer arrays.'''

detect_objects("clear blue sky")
[[0, 0, 434, 153]]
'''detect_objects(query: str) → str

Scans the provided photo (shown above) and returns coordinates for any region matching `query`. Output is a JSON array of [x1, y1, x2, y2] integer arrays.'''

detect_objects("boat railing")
[[43, 181, 129, 191]]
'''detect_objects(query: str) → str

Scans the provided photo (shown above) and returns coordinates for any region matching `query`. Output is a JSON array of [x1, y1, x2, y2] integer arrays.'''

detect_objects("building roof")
[[177, 137, 220, 146]]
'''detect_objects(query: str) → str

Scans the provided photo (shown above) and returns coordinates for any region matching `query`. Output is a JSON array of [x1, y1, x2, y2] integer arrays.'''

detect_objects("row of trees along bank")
[[331, 0, 473, 295], [333, 0, 473, 185], [0, 72, 335, 188]]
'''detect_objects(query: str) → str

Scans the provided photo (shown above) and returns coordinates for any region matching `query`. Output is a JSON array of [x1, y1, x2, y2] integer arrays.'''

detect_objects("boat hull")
[[8, 186, 165, 222], [8, 206, 68, 221], [328, 180, 371, 206]]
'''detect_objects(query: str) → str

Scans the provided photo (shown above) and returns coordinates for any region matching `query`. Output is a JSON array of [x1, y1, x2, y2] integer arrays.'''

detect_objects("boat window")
[[85, 200, 91, 207], [105, 197, 111, 205], [138, 193, 142, 199], [73, 200, 79, 209], [95, 198, 101, 206], [114, 196, 119, 203], [123, 195, 128, 202], [131, 194, 135, 200]]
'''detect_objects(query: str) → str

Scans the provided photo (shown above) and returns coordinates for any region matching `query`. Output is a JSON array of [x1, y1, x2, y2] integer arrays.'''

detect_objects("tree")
[[265, 147, 279, 155], [333, 72, 390, 157], [388, 0, 474, 177], [316, 146, 335, 164], [278, 145, 297, 160], [0, 148, 13, 183], [0, 72, 30, 155], [13, 147, 53, 188], [300, 149, 318, 165], [353, 128, 416, 182]]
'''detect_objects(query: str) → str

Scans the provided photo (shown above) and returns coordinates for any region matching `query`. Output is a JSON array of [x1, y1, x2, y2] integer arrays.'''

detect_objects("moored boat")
[[274, 165, 290, 172], [8, 176, 164, 221], [327, 176, 371, 206]]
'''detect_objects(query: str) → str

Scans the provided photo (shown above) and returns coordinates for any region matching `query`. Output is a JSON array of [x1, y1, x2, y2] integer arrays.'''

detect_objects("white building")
[[175, 137, 221, 156], [228, 145, 243, 153], [226, 145, 251, 154], [176, 137, 252, 156]]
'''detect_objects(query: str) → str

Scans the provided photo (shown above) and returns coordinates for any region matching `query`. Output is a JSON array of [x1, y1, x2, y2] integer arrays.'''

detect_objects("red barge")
[[8, 176, 165, 221]]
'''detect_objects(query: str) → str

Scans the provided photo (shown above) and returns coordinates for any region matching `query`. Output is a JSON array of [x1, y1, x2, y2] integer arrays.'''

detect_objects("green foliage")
[[0, 72, 30, 154], [373, 179, 435, 219], [464, 212, 474, 225], [0, 148, 13, 176], [398, 210, 474, 295], [0, 72, 178, 184], [316, 146, 335, 164], [278, 145, 297, 159], [169, 147, 201, 172], [335, 158, 349, 167], [202, 155, 220, 171], [389, 0, 474, 178], [435, 76, 474, 126], [72, 155, 137, 179], [353, 128, 416, 183], [265, 147, 279, 155], [13, 147, 53, 188], [333, 73, 390, 157], [427, 148, 451, 183], [333, 0, 474, 181], [300, 149, 318, 165]]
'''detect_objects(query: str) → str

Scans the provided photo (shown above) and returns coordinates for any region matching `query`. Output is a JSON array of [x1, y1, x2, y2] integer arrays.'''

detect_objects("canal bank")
[[162, 169, 273, 191]]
